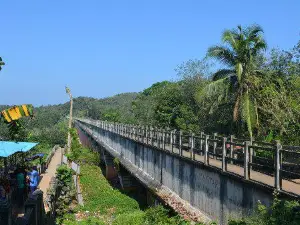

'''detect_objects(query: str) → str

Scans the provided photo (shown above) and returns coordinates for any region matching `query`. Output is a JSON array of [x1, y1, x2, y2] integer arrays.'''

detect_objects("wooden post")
[[230, 135, 234, 164], [275, 140, 282, 191], [244, 141, 250, 180], [179, 131, 182, 156], [213, 133, 217, 159], [222, 137, 227, 172], [200, 132, 204, 155], [190, 133, 194, 160], [204, 135, 209, 165]]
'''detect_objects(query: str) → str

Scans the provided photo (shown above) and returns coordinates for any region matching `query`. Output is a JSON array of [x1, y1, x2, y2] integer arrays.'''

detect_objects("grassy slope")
[[62, 148, 141, 224], [80, 164, 140, 215], [62, 148, 203, 225]]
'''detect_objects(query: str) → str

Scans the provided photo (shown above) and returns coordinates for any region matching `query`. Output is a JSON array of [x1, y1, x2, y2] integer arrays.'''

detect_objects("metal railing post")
[[244, 141, 250, 180], [171, 130, 174, 153], [275, 140, 282, 191], [200, 132, 204, 155], [213, 133, 217, 159], [230, 135, 234, 164], [190, 133, 194, 160], [146, 126, 149, 144], [249, 137, 253, 170], [150, 127, 154, 146], [222, 137, 227, 172], [204, 135, 209, 165], [162, 130, 165, 150], [179, 131, 182, 156]]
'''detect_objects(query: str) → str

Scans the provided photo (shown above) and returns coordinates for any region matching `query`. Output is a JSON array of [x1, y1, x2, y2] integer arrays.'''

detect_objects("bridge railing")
[[75, 118, 300, 195]]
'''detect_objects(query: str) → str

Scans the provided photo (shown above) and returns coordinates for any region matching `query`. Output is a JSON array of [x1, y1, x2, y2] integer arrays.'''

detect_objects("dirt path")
[[38, 147, 63, 210], [13, 147, 63, 219]]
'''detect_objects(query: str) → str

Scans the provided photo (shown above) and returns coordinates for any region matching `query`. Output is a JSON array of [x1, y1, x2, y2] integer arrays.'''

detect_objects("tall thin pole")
[[66, 86, 73, 154]]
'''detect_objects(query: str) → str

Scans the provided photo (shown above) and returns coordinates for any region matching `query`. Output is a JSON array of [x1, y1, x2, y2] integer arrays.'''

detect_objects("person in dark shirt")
[[16, 168, 25, 207]]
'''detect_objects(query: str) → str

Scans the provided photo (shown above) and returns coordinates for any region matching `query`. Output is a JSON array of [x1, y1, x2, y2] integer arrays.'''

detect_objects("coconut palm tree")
[[0, 57, 5, 71], [206, 25, 267, 137]]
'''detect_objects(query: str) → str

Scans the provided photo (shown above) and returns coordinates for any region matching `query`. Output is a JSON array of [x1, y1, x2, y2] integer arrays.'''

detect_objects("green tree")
[[206, 24, 267, 137]]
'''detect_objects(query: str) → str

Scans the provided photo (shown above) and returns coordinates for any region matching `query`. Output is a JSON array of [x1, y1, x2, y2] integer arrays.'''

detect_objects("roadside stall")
[[0, 141, 38, 200]]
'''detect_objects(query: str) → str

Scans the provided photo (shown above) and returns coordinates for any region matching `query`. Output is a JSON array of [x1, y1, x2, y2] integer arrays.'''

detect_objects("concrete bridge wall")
[[75, 119, 274, 224]]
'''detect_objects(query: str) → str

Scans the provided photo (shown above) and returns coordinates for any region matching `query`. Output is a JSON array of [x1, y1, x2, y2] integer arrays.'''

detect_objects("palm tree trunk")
[[233, 93, 241, 122], [244, 87, 253, 138]]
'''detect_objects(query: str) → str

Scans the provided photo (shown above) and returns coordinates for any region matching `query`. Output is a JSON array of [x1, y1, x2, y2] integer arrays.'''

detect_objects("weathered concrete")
[[75, 119, 277, 224]]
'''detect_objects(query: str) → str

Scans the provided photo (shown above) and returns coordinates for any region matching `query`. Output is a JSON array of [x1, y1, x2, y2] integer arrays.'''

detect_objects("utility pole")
[[66, 86, 73, 153]]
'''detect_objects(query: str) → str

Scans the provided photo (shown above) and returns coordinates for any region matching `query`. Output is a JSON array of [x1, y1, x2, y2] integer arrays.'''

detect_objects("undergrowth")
[[61, 138, 206, 224]]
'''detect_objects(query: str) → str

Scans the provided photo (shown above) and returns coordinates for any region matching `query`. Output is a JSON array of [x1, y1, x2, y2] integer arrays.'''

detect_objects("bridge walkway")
[[85, 122, 300, 197], [163, 144, 300, 196]]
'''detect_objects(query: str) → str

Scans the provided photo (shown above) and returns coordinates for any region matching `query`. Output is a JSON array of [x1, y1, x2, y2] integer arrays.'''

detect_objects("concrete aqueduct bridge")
[[74, 118, 300, 224]]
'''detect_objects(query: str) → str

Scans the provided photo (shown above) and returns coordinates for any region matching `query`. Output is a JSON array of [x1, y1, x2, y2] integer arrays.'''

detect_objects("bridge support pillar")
[[103, 152, 118, 180]]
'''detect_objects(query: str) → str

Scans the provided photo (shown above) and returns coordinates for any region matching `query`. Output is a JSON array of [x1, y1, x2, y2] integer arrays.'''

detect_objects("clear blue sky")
[[0, 1, 299, 106]]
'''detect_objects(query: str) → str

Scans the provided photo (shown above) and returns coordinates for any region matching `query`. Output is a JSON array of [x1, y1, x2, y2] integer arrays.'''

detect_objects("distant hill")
[[0, 92, 138, 142], [29, 92, 138, 127]]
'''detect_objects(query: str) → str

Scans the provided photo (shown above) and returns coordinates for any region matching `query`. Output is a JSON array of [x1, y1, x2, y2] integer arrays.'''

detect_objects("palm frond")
[[247, 24, 264, 40], [196, 77, 232, 115], [212, 69, 235, 81], [252, 38, 268, 55], [207, 46, 236, 66], [196, 77, 230, 104], [241, 90, 257, 138], [222, 30, 239, 49], [236, 63, 243, 82]]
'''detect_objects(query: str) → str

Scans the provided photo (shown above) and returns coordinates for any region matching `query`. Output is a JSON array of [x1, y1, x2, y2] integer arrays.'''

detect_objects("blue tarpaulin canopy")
[[0, 141, 38, 157]]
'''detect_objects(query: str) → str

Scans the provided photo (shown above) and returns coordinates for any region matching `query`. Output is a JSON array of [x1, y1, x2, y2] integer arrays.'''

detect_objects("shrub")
[[228, 194, 300, 225], [55, 165, 77, 224]]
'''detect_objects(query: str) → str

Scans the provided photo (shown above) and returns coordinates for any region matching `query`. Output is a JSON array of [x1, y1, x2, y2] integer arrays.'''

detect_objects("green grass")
[[62, 152, 140, 224], [63, 217, 106, 225], [62, 146, 205, 225], [79, 163, 140, 215], [112, 210, 145, 225]]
